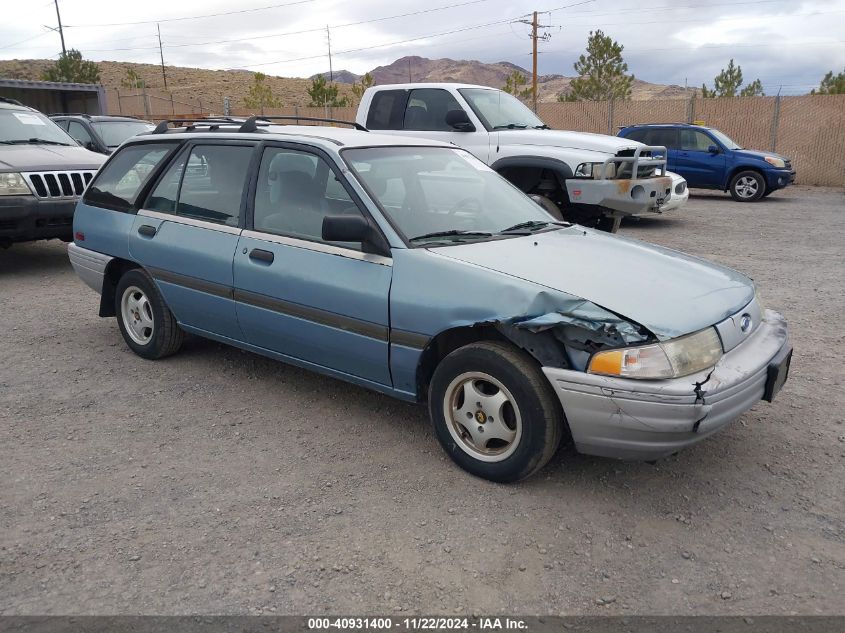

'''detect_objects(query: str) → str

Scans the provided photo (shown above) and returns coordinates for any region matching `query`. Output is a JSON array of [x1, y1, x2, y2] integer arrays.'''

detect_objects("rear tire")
[[428, 341, 564, 482], [115, 268, 183, 360], [729, 170, 765, 202]]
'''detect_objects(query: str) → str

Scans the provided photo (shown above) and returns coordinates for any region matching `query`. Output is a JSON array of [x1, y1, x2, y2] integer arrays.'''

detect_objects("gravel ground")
[[1, 186, 843, 616]]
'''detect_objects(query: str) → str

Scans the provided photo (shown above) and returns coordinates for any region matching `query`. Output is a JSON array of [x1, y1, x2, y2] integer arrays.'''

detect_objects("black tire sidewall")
[[730, 170, 765, 202], [429, 344, 558, 483], [114, 269, 171, 360]]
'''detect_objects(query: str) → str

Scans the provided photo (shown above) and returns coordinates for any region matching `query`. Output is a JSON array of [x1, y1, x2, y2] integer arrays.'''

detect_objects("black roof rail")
[[239, 115, 368, 133], [0, 96, 24, 106], [152, 117, 242, 134], [49, 112, 93, 119]]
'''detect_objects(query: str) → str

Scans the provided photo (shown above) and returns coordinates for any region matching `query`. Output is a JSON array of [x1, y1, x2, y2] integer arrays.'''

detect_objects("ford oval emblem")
[[740, 314, 753, 333]]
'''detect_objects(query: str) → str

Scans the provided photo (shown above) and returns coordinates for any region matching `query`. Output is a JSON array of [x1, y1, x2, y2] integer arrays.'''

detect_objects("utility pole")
[[326, 25, 333, 83], [157, 24, 168, 90], [53, 0, 66, 55], [518, 11, 552, 112], [408, 58, 412, 82]]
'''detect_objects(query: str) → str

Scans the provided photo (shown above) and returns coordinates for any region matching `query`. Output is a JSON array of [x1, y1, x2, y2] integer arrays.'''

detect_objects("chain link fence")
[[538, 95, 845, 187]]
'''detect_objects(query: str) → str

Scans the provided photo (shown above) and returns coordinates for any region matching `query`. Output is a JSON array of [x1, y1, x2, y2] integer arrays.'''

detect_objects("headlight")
[[764, 156, 785, 168], [0, 172, 33, 196], [588, 328, 723, 379], [574, 162, 616, 179]]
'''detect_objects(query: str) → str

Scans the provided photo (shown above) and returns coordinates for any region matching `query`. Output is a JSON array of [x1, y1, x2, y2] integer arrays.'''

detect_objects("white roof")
[[369, 82, 494, 91]]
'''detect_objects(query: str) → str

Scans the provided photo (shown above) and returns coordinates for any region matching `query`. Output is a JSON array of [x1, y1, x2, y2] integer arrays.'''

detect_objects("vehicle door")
[[129, 140, 257, 340], [233, 143, 393, 386], [674, 129, 726, 187], [365, 88, 490, 162]]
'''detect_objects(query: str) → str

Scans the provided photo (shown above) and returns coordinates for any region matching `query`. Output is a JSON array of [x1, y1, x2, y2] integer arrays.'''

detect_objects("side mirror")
[[322, 214, 372, 243], [85, 141, 99, 152], [445, 109, 475, 132], [707, 145, 720, 154]]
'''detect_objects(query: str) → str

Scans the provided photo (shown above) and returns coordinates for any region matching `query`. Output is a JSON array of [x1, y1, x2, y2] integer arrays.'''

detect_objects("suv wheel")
[[115, 268, 183, 359], [428, 341, 564, 482], [729, 170, 765, 202]]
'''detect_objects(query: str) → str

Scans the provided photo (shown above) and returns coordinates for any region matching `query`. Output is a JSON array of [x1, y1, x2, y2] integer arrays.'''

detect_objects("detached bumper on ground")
[[542, 310, 791, 461], [0, 195, 76, 244]]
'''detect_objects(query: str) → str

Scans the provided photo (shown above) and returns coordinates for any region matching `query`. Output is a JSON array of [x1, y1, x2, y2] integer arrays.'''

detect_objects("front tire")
[[115, 268, 183, 360], [428, 341, 564, 482], [729, 170, 765, 202]]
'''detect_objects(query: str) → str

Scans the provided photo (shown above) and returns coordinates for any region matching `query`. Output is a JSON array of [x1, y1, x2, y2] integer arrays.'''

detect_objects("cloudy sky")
[[2, 0, 844, 94]]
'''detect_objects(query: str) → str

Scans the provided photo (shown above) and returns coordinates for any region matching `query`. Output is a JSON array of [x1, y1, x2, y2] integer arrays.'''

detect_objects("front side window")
[[68, 121, 94, 146], [458, 88, 545, 131], [253, 147, 363, 248], [147, 144, 253, 226], [403, 89, 464, 132], [679, 129, 716, 152], [345, 146, 554, 245], [84, 142, 176, 212]]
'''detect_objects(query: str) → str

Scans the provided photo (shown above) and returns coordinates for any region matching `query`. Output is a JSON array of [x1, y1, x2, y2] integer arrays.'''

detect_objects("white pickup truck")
[[355, 83, 686, 231]]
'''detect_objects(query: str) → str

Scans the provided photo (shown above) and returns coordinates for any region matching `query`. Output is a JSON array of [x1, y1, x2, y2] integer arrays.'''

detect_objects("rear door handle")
[[138, 224, 157, 237], [249, 248, 274, 264]]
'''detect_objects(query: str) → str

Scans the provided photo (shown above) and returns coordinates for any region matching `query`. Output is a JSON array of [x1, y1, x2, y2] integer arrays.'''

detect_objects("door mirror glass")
[[445, 109, 475, 132], [322, 214, 371, 243]]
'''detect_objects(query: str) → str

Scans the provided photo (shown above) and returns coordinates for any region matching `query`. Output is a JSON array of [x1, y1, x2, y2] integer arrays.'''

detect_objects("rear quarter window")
[[83, 142, 178, 213]]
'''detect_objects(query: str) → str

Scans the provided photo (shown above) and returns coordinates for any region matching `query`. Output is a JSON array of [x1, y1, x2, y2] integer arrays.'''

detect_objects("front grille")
[[22, 170, 96, 199]]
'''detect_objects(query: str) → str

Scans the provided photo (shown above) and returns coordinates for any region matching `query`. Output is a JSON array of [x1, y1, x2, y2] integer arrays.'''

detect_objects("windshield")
[[92, 120, 155, 147], [0, 109, 76, 145], [709, 128, 742, 150], [344, 146, 558, 245], [458, 88, 546, 131]]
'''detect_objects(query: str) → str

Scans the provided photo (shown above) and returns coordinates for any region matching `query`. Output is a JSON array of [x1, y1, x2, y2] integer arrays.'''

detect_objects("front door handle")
[[138, 224, 157, 237], [249, 248, 274, 264]]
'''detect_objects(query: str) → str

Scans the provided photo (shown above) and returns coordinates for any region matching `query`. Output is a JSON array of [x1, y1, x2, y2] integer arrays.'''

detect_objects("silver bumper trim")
[[543, 310, 790, 460], [68, 242, 112, 294]]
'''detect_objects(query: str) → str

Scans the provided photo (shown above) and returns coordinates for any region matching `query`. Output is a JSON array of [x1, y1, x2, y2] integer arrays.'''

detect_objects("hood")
[[734, 148, 789, 162], [429, 227, 754, 340], [499, 128, 641, 155], [0, 144, 105, 172]]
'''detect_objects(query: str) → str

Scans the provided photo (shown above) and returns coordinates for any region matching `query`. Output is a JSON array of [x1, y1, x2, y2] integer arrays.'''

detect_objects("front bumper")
[[542, 309, 790, 461], [566, 176, 674, 216], [765, 168, 796, 191], [0, 195, 76, 243]]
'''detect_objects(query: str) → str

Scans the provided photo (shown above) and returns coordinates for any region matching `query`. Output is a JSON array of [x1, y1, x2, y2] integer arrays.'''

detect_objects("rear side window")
[[84, 142, 176, 212], [647, 128, 679, 149], [366, 90, 408, 130], [146, 144, 253, 226], [622, 128, 648, 142]]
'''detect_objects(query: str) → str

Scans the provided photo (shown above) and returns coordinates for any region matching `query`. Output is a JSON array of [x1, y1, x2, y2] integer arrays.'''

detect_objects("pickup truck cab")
[[356, 83, 678, 232], [68, 116, 791, 482], [617, 123, 795, 202]]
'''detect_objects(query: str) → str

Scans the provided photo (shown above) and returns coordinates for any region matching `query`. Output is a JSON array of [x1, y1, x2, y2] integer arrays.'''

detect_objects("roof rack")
[[0, 96, 24, 106], [151, 117, 242, 134], [238, 115, 368, 133], [49, 112, 93, 118]]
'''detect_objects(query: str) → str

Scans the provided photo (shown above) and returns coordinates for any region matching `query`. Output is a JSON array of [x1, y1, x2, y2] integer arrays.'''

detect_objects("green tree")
[[41, 49, 100, 84], [243, 72, 282, 109], [811, 69, 845, 95], [502, 71, 531, 100], [120, 67, 145, 90], [701, 59, 764, 97], [564, 30, 633, 101], [351, 72, 375, 102], [307, 74, 349, 107]]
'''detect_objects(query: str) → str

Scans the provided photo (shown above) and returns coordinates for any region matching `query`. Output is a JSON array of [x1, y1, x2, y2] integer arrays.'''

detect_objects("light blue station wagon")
[[68, 117, 791, 482]]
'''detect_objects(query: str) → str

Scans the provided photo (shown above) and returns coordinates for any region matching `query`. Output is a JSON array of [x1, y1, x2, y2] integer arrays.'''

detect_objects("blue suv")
[[617, 123, 795, 202]]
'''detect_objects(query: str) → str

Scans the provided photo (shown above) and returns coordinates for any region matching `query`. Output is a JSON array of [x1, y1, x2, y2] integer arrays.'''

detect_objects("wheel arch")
[[99, 257, 142, 317], [489, 155, 574, 193]]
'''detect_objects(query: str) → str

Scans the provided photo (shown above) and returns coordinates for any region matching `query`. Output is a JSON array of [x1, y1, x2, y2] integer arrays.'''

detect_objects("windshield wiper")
[[408, 229, 492, 243], [498, 220, 558, 234], [3, 138, 73, 146], [492, 123, 528, 130], [533, 124, 551, 130]]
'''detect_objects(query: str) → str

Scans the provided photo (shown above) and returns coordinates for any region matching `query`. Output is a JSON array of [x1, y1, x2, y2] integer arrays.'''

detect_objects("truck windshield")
[[343, 146, 559, 245], [708, 128, 742, 150], [92, 120, 156, 148], [0, 109, 76, 146], [458, 88, 546, 131]]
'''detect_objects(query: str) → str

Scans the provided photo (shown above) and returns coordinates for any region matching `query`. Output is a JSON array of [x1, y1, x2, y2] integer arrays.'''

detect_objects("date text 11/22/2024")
[[308, 617, 528, 630]]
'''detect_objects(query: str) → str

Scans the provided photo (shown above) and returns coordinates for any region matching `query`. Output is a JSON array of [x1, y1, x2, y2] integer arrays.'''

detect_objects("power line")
[[64, 0, 315, 28]]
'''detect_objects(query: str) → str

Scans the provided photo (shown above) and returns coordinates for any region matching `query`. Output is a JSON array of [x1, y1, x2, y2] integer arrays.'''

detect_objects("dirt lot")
[[1, 186, 843, 615]]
